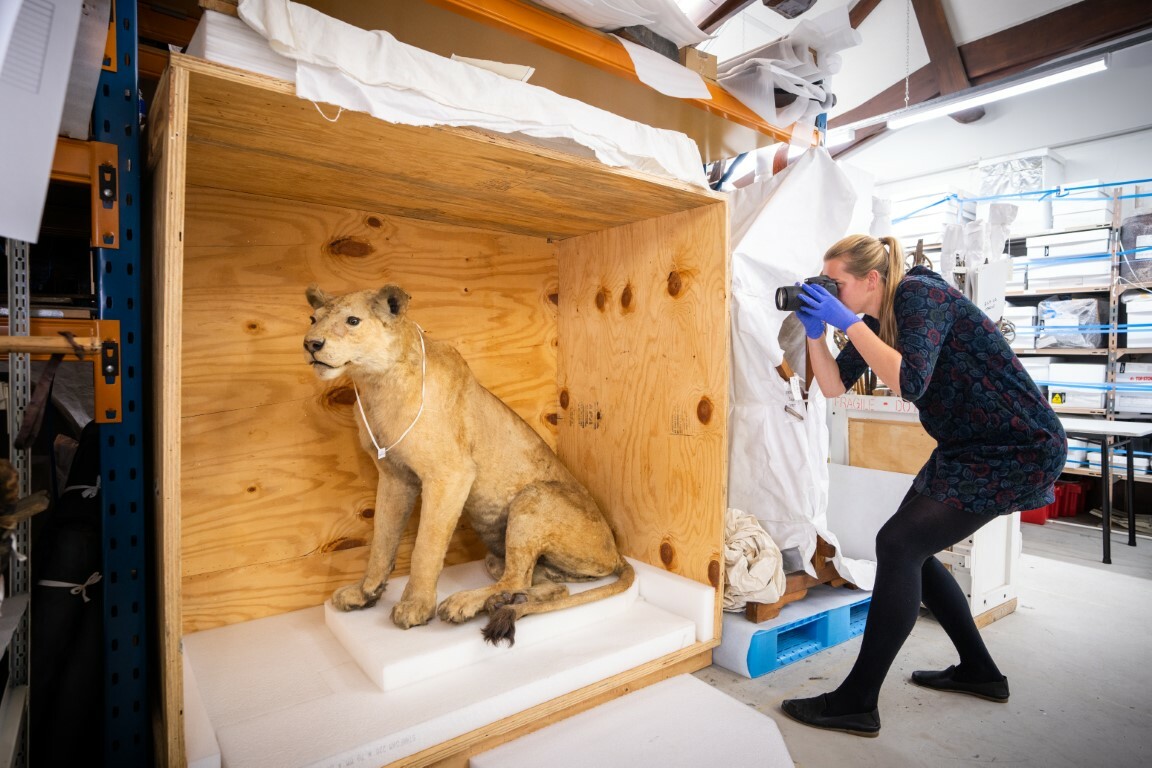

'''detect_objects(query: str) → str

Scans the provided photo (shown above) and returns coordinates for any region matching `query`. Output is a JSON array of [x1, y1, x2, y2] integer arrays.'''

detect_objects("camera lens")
[[775, 285, 800, 312]]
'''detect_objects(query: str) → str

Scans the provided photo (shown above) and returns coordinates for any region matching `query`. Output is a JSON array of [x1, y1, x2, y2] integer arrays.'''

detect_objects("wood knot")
[[697, 396, 714, 425], [559, 389, 570, 409], [359, 507, 375, 520], [545, 412, 558, 425], [325, 385, 356, 407], [365, 216, 382, 228], [620, 283, 634, 312], [548, 292, 559, 306], [595, 288, 609, 311], [708, 559, 721, 588], [659, 541, 675, 567], [667, 271, 682, 297], [244, 320, 263, 335], [322, 537, 366, 553], [246, 485, 259, 494], [327, 237, 375, 257]]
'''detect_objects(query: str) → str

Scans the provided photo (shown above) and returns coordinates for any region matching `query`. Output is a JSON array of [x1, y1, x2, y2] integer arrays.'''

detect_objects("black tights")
[[826, 489, 1004, 714]]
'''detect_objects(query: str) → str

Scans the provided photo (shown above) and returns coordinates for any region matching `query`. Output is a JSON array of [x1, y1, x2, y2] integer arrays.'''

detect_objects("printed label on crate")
[[831, 394, 919, 414]]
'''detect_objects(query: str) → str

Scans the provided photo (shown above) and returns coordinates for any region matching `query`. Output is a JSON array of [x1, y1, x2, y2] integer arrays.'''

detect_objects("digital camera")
[[775, 275, 839, 312]]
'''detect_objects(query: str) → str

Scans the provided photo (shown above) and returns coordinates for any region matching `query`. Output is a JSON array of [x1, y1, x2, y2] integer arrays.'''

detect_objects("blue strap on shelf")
[[892, 178, 1152, 221], [1033, 380, 1152, 392]]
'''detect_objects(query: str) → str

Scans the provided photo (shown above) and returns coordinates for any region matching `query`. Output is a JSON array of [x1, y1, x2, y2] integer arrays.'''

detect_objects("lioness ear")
[[306, 284, 329, 309], [372, 285, 410, 319]]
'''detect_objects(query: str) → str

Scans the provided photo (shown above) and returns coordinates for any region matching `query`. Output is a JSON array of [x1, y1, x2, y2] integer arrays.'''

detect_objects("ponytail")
[[823, 234, 906, 348]]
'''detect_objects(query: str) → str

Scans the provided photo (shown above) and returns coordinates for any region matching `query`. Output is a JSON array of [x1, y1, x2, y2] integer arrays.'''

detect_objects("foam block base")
[[183, 559, 708, 767]]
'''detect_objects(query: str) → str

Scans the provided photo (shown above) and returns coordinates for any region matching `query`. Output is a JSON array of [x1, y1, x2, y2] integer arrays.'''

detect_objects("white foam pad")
[[325, 560, 640, 691], [182, 659, 221, 768], [183, 559, 708, 767], [471, 674, 793, 768]]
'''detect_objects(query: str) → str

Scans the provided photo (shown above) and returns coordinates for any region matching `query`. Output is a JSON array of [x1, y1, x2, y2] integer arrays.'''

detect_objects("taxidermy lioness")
[[304, 284, 634, 645]]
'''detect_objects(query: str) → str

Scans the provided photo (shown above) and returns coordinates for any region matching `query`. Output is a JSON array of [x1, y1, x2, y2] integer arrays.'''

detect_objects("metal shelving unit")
[[2, 3, 149, 765], [91, 2, 149, 764]]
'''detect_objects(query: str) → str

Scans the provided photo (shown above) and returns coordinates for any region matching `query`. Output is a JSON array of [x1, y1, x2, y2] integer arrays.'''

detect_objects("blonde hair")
[[823, 234, 906, 348]]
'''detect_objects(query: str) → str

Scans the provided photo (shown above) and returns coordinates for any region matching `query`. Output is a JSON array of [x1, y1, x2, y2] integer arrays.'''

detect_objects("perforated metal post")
[[4, 237, 32, 766], [91, 2, 149, 763]]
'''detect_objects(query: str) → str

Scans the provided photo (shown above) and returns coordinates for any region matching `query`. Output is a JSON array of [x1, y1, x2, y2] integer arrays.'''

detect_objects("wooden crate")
[[149, 55, 729, 766]]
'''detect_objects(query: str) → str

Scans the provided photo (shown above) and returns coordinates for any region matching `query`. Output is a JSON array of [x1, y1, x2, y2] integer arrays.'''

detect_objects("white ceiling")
[[676, 1, 1152, 186]]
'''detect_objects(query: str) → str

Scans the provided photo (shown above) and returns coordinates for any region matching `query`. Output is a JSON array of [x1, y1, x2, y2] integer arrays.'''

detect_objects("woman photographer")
[[780, 234, 1066, 737]]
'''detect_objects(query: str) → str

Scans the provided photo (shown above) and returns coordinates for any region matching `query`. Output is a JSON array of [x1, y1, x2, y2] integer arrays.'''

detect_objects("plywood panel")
[[180, 188, 559, 430], [556, 203, 728, 602], [848, 418, 937, 475]]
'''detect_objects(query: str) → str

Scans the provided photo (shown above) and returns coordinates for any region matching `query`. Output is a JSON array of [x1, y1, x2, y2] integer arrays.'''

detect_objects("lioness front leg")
[[391, 470, 474, 628], [332, 466, 418, 612]]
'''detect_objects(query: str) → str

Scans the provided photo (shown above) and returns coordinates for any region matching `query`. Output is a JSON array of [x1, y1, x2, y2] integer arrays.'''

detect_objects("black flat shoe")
[[780, 694, 881, 738], [911, 666, 1010, 702]]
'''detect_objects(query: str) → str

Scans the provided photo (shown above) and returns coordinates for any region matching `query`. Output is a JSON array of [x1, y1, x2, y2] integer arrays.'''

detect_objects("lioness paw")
[[331, 584, 379, 611], [392, 598, 436, 629], [436, 592, 486, 624]]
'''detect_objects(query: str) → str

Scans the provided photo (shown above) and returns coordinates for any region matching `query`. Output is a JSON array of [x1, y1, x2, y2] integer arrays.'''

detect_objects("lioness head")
[[303, 284, 412, 380]]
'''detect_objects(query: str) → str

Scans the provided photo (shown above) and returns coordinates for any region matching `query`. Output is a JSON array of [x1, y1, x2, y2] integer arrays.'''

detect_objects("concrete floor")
[[694, 520, 1152, 767]]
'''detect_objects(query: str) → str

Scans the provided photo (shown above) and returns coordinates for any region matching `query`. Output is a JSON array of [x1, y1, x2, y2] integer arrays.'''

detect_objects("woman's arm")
[[806, 332, 847, 398], [844, 322, 905, 397]]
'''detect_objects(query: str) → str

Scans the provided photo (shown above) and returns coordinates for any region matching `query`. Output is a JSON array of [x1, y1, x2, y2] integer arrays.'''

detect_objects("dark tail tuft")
[[481, 606, 517, 646]]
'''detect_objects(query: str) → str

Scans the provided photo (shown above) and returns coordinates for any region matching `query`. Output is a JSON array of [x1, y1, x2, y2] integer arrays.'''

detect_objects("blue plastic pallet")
[[714, 586, 871, 678]]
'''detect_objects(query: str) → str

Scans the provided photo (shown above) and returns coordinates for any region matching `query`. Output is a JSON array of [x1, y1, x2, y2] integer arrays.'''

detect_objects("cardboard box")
[[150, 55, 729, 767], [1124, 295, 1152, 348], [1003, 305, 1036, 350]]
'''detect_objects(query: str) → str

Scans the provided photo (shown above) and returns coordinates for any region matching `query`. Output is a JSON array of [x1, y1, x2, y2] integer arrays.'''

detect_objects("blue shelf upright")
[[91, 1, 149, 764]]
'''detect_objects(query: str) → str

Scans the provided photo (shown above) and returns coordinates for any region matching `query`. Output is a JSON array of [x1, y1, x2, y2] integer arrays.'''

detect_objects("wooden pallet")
[[744, 537, 854, 623]]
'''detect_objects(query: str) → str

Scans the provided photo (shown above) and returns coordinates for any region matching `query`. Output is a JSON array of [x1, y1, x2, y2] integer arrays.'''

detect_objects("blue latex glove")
[[799, 282, 861, 332], [795, 304, 825, 339]]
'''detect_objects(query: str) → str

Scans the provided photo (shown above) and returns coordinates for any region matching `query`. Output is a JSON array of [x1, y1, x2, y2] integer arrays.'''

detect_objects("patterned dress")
[[836, 266, 1067, 515]]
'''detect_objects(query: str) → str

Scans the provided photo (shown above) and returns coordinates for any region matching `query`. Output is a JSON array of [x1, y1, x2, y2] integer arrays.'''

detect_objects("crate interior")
[[162, 57, 730, 636]]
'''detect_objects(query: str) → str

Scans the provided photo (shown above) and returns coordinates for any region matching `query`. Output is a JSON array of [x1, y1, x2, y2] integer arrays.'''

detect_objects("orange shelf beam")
[[425, 0, 799, 142]]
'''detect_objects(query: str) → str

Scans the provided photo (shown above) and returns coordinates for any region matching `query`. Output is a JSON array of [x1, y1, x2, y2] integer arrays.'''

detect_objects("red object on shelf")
[[1021, 502, 1055, 525], [1053, 478, 1091, 517]]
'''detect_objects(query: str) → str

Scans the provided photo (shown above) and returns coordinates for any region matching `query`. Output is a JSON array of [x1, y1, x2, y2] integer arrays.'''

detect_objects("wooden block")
[[848, 418, 937, 475], [678, 47, 717, 80]]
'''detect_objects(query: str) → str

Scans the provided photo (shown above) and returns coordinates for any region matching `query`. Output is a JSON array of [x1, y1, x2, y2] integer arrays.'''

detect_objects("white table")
[[1059, 417, 1152, 564]]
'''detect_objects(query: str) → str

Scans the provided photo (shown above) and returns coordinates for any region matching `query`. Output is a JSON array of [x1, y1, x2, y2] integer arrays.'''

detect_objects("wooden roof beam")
[[910, 0, 984, 123]]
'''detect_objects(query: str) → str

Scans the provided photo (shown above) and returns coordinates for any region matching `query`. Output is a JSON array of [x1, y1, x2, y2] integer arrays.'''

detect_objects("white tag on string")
[[785, 374, 805, 421]]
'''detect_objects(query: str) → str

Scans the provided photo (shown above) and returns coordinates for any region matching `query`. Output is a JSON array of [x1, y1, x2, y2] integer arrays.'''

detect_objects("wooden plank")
[[849, 0, 883, 29], [910, 0, 972, 96], [973, 597, 1017, 629], [848, 418, 937, 475], [148, 61, 189, 768], [557, 203, 729, 636]]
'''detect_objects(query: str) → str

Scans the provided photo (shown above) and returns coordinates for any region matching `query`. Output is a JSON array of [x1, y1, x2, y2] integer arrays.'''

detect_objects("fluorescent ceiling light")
[[824, 126, 856, 148], [887, 55, 1109, 130]]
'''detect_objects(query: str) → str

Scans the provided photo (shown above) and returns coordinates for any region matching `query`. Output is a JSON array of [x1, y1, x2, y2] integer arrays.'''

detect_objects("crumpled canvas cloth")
[[723, 508, 786, 612], [728, 146, 878, 591], [236, 0, 708, 187]]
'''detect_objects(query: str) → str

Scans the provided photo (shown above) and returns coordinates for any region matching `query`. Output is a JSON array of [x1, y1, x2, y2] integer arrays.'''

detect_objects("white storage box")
[[1021, 356, 1055, 395], [1003, 305, 1036, 350], [1124, 293, 1152, 348], [1115, 362, 1152, 413], [1066, 438, 1088, 468], [1019, 229, 1112, 289], [892, 191, 976, 242], [1047, 362, 1107, 409], [1050, 182, 1116, 229], [978, 149, 1065, 234]]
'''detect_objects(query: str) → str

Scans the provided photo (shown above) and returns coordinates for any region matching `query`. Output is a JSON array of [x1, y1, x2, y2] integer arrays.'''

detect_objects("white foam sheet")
[[182, 659, 222, 768], [227, 0, 707, 187], [326, 560, 642, 692], [183, 561, 704, 767], [470, 674, 793, 768]]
